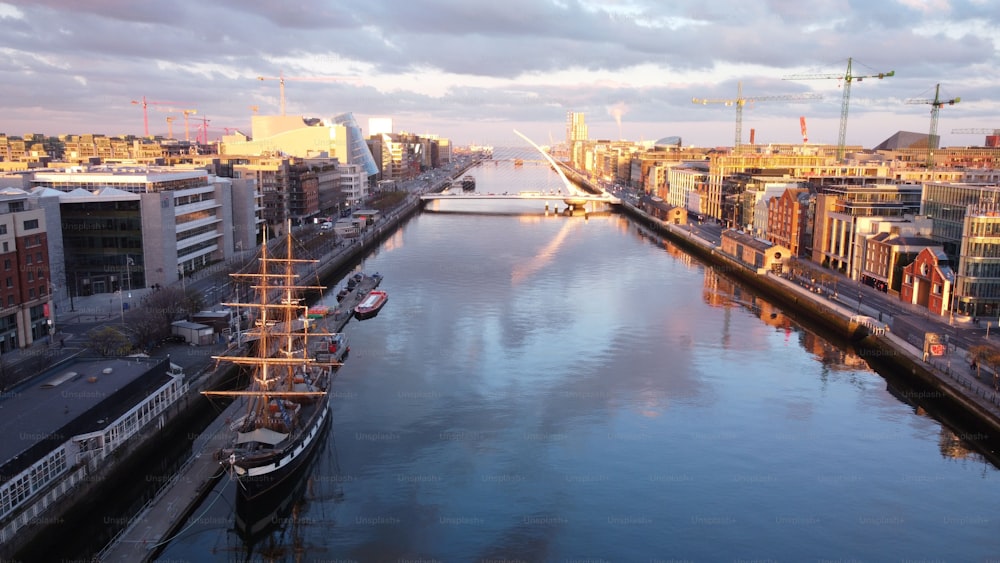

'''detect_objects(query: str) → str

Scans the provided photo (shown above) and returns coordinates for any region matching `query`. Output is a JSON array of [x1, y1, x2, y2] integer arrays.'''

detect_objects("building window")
[[0, 225, 7, 235], [26, 271, 32, 281], [22, 219, 38, 230], [3, 260, 9, 271], [27, 288, 34, 299], [904, 274, 912, 284]]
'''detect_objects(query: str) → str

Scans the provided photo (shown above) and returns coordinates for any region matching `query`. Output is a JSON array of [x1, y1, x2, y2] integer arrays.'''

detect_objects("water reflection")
[[225, 415, 344, 561]]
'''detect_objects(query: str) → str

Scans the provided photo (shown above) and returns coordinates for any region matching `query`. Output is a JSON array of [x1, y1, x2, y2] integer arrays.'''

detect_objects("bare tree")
[[87, 326, 133, 357]]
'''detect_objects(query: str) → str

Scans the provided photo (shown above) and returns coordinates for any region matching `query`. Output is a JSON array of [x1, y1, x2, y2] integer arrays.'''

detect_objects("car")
[[320, 222, 334, 230], [163, 334, 186, 344]]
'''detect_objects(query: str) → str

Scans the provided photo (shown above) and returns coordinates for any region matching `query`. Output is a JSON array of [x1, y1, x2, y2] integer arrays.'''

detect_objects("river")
[[151, 157, 1000, 562]]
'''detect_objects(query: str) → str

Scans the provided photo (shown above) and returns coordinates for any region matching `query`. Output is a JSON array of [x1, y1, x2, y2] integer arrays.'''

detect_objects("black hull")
[[234, 399, 330, 501], [234, 414, 330, 540]]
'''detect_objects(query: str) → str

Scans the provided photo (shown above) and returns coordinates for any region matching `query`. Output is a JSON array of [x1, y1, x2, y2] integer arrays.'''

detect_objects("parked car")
[[163, 334, 186, 344]]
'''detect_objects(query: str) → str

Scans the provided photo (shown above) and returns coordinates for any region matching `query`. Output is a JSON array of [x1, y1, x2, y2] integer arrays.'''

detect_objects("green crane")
[[906, 84, 960, 167], [784, 57, 895, 162]]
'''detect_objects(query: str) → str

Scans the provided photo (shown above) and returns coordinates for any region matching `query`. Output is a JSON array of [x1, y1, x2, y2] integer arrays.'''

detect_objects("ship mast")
[[205, 222, 329, 422]]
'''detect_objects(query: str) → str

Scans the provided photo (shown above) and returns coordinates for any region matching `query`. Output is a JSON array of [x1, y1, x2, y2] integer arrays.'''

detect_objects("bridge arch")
[[513, 129, 586, 198]]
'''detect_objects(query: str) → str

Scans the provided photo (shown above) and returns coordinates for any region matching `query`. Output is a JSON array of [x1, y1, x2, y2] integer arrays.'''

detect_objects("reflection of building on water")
[[702, 267, 868, 370], [799, 331, 868, 370], [939, 428, 977, 460]]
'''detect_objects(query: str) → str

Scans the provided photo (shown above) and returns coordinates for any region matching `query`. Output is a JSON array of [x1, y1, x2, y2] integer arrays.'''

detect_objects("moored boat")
[[354, 290, 388, 320], [313, 332, 349, 363]]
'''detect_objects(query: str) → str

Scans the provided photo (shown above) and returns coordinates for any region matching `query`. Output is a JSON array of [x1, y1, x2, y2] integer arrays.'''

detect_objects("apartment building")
[[0, 194, 52, 350], [766, 188, 811, 257], [922, 182, 1000, 318], [811, 184, 923, 280]]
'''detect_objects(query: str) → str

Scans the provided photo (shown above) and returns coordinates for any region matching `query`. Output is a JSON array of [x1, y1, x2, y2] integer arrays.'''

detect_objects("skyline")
[[1, 1, 998, 149]]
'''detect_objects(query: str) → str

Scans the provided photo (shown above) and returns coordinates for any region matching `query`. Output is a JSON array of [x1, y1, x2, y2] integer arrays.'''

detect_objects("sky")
[[0, 0, 998, 149]]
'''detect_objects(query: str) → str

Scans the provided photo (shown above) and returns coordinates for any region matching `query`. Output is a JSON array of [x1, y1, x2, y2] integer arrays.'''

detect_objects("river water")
[[153, 158, 1000, 562]]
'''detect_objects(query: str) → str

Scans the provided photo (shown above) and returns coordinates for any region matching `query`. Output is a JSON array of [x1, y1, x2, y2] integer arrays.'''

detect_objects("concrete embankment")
[[620, 202, 1000, 435]]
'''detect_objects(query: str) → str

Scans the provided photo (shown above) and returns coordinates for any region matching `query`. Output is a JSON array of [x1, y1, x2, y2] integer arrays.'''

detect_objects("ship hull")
[[234, 412, 330, 539], [231, 396, 331, 501]]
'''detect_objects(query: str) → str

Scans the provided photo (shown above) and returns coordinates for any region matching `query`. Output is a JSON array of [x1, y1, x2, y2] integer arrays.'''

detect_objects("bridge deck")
[[419, 192, 619, 202]]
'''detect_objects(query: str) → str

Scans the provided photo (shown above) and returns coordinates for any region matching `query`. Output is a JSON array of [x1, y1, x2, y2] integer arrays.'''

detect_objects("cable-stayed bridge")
[[419, 129, 620, 209]]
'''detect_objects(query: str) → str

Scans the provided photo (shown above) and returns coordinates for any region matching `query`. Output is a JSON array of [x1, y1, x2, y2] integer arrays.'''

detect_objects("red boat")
[[354, 290, 388, 320]]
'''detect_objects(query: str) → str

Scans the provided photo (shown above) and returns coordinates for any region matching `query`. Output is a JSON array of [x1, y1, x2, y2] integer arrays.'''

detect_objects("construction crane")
[[256, 71, 360, 115], [165, 116, 176, 139], [130, 96, 192, 137], [784, 57, 894, 161], [691, 82, 821, 149], [951, 128, 1000, 147], [193, 116, 211, 144], [905, 83, 960, 167], [800, 116, 809, 143], [181, 109, 198, 142], [249, 105, 259, 115]]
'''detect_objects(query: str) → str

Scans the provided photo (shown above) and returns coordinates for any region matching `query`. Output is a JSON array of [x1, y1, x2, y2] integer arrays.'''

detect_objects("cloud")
[[0, 0, 993, 148]]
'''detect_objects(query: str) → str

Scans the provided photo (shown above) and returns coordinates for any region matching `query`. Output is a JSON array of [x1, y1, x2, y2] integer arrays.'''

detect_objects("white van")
[[320, 222, 333, 230]]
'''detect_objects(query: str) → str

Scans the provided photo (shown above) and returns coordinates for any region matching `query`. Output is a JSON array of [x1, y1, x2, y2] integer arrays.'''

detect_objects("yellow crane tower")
[[181, 109, 198, 142], [165, 116, 176, 139], [692, 82, 821, 150], [256, 71, 360, 116], [784, 57, 894, 162], [905, 84, 960, 167]]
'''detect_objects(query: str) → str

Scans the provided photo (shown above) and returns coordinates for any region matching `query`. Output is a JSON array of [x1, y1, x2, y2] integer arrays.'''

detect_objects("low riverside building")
[[639, 194, 687, 225], [900, 247, 955, 317], [720, 229, 790, 273], [0, 356, 186, 547]]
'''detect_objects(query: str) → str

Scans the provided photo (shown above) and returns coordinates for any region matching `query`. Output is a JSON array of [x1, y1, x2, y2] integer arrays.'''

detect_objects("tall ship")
[[204, 228, 340, 500]]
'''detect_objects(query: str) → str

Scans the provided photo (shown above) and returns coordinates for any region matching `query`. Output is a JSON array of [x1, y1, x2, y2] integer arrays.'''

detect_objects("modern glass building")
[[333, 112, 379, 177], [923, 182, 1000, 317]]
